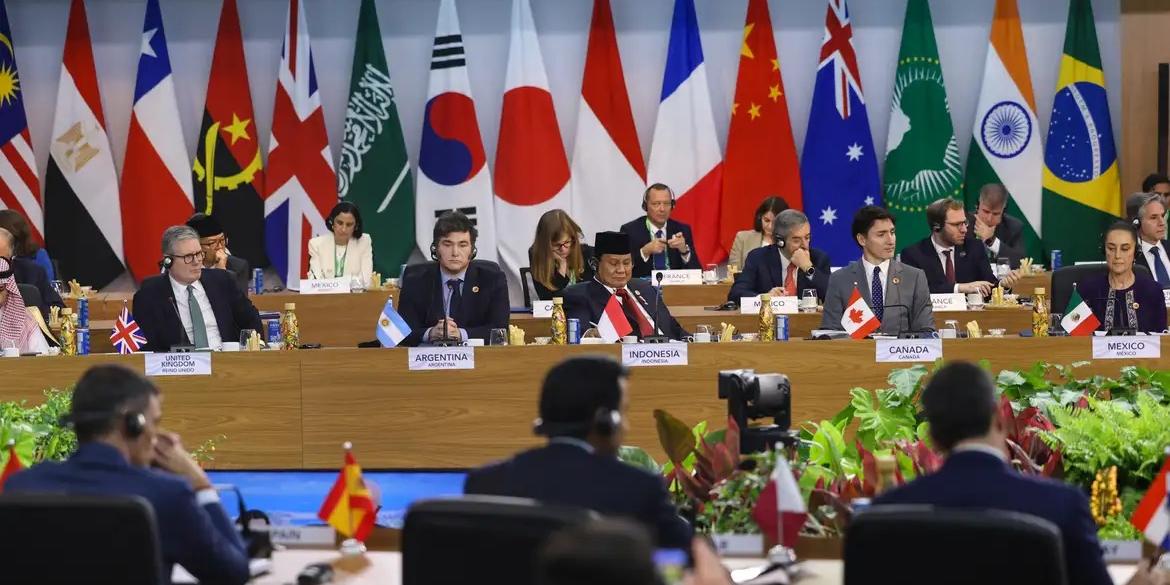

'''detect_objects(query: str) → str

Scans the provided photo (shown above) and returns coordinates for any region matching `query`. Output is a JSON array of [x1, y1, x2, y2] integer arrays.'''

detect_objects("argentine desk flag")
[[376, 298, 410, 347]]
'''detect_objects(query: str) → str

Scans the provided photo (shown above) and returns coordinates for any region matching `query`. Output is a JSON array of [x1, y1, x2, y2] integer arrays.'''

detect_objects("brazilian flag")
[[1041, 0, 1119, 264]]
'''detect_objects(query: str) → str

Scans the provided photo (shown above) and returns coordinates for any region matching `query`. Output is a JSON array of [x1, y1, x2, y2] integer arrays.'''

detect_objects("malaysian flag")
[[0, 0, 42, 244], [110, 305, 146, 354]]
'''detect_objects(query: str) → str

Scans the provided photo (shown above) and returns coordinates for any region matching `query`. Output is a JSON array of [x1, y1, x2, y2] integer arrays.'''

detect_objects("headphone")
[[325, 201, 364, 240], [430, 212, 479, 261], [641, 183, 676, 212], [1101, 222, 1141, 256], [160, 255, 174, 270], [533, 407, 622, 438], [430, 241, 478, 262], [63, 409, 147, 439]]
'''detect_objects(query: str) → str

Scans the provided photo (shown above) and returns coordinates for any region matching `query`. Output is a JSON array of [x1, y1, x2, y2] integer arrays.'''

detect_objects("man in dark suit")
[[186, 213, 251, 294], [398, 211, 509, 346], [967, 183, 1027, 269], [901, 198, 1020, 297], [133, 225, 262, 352], [619, 183, 701, 278], [465, 355, 692, 548], [1128, 192, 1170, 289], [0, 226, 64, 320], [6, 364, 250, 585], [728, 209, 831, 302], [562, 231, 686, 341]]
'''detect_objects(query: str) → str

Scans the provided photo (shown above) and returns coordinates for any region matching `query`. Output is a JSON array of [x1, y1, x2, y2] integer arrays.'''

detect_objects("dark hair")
[[925, 198, 964, 230], [539, 355, 628, 439], [69, 365, 159, 442], [327, 201, 364, 240], [432, 210, 478, 246], [851, 205, 895, 247], [537, 519, 659, 585], [922, 362, 998, 452], [1103, 220, 1140, 247], [0, 209, 39, 256], [1142, 173, 1170, 193], [752, 196, 790, 232]]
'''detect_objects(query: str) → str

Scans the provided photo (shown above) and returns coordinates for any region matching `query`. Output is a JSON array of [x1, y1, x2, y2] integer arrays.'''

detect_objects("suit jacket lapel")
[[198, 276, 230, 335], [886, 262, 904, 309], [457, 264, 477, 323], [852, 262, 873, 307], [765, 248, 783, 291]]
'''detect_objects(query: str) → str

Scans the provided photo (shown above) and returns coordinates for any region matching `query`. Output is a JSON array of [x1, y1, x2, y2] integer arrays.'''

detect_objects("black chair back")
[[0, 493, 164, 585], [845, 505, 1066, 585], [16, 282, 40, 308], [520, 266, 534, 308], [402, 495, 597, 585], [1050, 263, 1151, 316]]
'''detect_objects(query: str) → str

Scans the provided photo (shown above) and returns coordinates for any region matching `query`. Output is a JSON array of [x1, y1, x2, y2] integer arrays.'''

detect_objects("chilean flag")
[[120, 0, 193, 283], [647, 0, 723, 264], [1132, 454, 1170, 547]]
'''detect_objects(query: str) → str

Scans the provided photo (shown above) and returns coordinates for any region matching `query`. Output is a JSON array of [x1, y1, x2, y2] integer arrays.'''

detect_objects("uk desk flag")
[[110, 305, 146, 354]]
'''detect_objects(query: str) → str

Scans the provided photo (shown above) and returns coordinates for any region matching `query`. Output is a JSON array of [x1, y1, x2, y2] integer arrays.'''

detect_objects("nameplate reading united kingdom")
[[532, 300, 555, 318], [651, 269, 702, 286], [300, 277, 352, 295], [875, 339, 943, 363], [930, 293, 968, 312], [621, 343, 688, 367], [1092, 335, 1160, 360], [145, 352, 212, 377], [739, 296, 798, 315], [408, 346, 475, 371]]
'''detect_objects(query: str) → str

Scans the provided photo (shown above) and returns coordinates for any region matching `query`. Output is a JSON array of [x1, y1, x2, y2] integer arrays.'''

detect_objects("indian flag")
[[1061, 286, 1099, 336], [963, 0, 1042, 261]]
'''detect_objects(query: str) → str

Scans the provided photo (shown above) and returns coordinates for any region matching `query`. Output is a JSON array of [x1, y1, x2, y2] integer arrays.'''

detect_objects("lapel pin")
[[472, 285, 480, 293], [891, 277, 900, 285], [1132, 302, 1140, 310]]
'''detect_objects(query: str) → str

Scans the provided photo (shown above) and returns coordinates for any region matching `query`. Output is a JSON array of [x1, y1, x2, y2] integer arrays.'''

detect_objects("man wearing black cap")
[[561, 231, 686, 341], [186, 213, 251, 294], [464, 354, 692, 548]]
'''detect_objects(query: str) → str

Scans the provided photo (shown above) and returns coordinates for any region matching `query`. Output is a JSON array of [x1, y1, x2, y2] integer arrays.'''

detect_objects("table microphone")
[[878, 303, 934, 339], [641, 273, 670, 343], [166, 296, 195, 350]]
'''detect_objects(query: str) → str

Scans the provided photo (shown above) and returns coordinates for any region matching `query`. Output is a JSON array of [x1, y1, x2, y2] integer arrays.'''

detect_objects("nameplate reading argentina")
[[408, 347, 476, 371]]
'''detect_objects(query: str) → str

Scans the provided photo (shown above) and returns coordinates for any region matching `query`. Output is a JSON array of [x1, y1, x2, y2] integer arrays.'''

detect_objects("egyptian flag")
[[193, 0, 266, 268], [44, 0, 123, 288]]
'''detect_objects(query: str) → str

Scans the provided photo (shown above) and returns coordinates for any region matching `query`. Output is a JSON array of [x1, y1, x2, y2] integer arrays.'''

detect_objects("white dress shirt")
[[169, 276, 222, 349], [860, 257, 891, 305], [931, 237, 961, 293], [1144, 240, 1170, 277]]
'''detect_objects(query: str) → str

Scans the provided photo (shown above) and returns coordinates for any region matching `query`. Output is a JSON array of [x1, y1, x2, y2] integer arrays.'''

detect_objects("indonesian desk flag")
[[751, 456, 806, 547], [0, 441, 22, 493], [842, 285, 880, 339], [596, 293, 634, 343], [1132, 454, 1170, 547], [1061, 285, 1099, 336], [317, 445, 376, 542]]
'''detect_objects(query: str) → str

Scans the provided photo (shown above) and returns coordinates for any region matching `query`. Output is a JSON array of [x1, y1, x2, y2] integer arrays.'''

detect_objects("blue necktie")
[[1152, 245, 1170, 288], [652, 229, 667, 270], [871, 266, 884, 322], [447, 278, 463, 318]]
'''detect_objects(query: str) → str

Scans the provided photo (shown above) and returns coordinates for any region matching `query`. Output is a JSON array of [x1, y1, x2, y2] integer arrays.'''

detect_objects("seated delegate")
[[529, 209, 594, 301], [307, 201, 374, 287], [1077, 222, 1167, 333]]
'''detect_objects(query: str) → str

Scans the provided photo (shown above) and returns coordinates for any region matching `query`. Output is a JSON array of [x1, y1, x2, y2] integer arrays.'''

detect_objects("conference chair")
[[1050, 263, 1152, 318], [0, 493, 164, 585], [520, 266, 534, 308], [844, 505, 1066, 585], [17, 282, 40, 308], [402, 495, 597, 585]]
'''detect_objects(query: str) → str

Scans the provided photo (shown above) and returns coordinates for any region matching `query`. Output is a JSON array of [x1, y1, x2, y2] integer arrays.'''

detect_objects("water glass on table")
[[702, 264, 719, 285], [489, 328, 509, 346], [239, 329, 258, 351], [800, 289, 818, 313]]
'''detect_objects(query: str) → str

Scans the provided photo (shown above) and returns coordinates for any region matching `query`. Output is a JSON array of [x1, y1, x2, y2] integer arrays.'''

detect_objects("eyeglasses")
[[945, 220, 967, 229], [172, 251, 206, 265], [200, 235, 228, 250], [551, 240, 574, 251]]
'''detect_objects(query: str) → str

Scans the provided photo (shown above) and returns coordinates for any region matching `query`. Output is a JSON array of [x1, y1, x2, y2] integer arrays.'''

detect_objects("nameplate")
[[1092, 335, 1160, 360], [268, 525, 336, 547], [930, 293, 968, 312], [621, 342, 688, 367], [651, 269, 702, 286], [533, 300, 555, 318], [739, 296, 798, 315], [145, 352, 212, 377], [1100, 540, 1142, 562], [876, 338, 943, 363], [408, 346, 475, 370], [1163, 289, 1170, 308], [300, 277, 351, 295]]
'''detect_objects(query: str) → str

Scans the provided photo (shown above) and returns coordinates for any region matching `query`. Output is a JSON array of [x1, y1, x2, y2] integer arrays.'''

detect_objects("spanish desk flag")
[[0, 440, 24, 493], [317, 443, 376, 541]]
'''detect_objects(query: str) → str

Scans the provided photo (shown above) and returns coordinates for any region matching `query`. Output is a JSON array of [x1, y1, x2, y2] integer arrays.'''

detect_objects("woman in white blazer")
[[308, 201, 374, 286], [727, 196, 789, 269]]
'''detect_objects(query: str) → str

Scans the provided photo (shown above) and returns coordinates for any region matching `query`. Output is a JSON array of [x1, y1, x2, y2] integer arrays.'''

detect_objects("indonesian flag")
[[751, 456, 807, 547], [317, 447, 377, 542], [596, 293, 633, 343], [1060, 286, 1099, 336], [0, 441, 22, 493], [842, 285, 880, 339], [1132, 454, 1170, 548]]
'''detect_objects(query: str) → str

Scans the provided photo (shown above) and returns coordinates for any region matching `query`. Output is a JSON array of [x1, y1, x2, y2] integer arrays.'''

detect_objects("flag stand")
[[337, 441, 367, 557], [768, 441, 798, 567]]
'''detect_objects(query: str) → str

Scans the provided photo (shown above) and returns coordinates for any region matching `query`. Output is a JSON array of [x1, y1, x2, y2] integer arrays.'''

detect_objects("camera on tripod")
[[717, 369, 793, 454]]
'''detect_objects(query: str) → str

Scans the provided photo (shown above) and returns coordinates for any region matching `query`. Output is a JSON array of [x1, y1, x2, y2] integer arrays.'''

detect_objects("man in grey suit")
[[966, 183, 1027, 269], [821, 206, 934, 336]]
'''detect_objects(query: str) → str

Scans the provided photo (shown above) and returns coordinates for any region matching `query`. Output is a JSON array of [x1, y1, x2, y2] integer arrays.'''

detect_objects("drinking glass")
[[50, 280, 65, 296], [239, 329, 257, 351], [996, 258, 1011, 279], [702, 264, 718, 285], [489, 328, 509, 346], [801, 289, 818, 313]]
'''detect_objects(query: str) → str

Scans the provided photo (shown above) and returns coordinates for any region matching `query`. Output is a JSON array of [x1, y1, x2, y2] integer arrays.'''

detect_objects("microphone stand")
[[641, 272, 671, 343], [167, 296, 195, 351]]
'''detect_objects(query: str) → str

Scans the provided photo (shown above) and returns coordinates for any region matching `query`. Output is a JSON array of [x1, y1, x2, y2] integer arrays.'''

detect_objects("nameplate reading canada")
[[875, 339, 943, 363], [533, 300, 555, 319], [300, 277, 352, 295], [739, 296, 798, 315], [1092, 335, 1160, 360], [408, 347, 476, 371], [145, 352, 212, 377], [930, 293, 968, 312], [651, 269, 703, 286], [621, 343, 688, 367]]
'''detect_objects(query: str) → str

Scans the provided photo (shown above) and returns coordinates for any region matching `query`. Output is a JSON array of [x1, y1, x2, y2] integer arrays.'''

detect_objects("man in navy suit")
[[1128, 192, 1170, 289], [0, 227, 64, 320], [728, 209, 831, 302], [397, 211, 509, 347], [620, 183, 701, 278], [464, 355, 692, 548], [6, 364, 250, 585], [132, 226, 262, 352], [901, 198, 1020, 297]]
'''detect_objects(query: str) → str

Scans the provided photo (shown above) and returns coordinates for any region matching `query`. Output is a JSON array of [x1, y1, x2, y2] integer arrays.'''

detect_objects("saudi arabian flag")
[[883, 0, 962, 252], [1041, 0, 1120, 265], [1061, 285, 1099, 335], [337, 0, 415, 277], [963, 0, 1043, 262]]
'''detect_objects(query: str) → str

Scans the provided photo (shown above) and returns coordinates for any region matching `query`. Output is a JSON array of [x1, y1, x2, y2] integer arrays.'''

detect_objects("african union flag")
[[1041, 0, 1119, 265]]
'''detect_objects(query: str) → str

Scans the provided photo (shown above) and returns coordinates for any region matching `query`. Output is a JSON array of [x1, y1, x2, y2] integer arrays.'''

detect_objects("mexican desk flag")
[[1041, 0, 1120, 264], [883, 0, 962, 252], [338, 0, 415, 278], [963, 0, 1043, 261], [1060, 285, 1099, 335]]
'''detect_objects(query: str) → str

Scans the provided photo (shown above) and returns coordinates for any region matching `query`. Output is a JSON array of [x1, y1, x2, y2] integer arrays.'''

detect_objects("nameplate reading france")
[[875, 339, 943, 363], [621, 343, 688, 367], [930, 293, 968, 312], [1092, 335, 1160, 360], [651, 269, 703, 286], [408, 346, 476, 371], [300, 277, 352, 295], [533, 300, 555, 318], [145, 352, 212, 377]]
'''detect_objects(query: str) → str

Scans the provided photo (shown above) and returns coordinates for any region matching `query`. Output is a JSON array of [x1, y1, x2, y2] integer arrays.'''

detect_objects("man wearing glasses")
[[186, 213, 251, 294], [901, 198, 1020, 297], [132, 225, 262, 352]]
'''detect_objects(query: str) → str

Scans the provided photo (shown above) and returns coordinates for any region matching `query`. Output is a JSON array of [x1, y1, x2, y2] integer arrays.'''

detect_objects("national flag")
[[883, 0, 963, 252], [0, 0, 42, 245], [1041, 0, 1120, 264], [962, 0, 1043, 261], [646, 0, 723, 265], [800, 0, 880, 264], [317, 446, 377, 542], [751, 456, 807, 548], [194, 0, 266, 269], [338, 0, 414, 278], [569, 0, 645, 244], [596, 293, 633, 343], [110, 304, 147, 354], [44, 0, 123, 288], [1132, 454, 1170, 548], [0, 441, 22, 493], [415, 0, 497, 262], [375, 297, 410, 348], [721, 0, 801, 260], [264, 0, 337, 291], [1060, 285, 1099, 336], [841, 285, 880, 339], [121, 0, 193, 283]]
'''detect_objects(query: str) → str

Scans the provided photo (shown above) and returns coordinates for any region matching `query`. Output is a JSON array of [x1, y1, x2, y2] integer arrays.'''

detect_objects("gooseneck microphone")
[[879, 303, 934, 339], [640, 273, 671, 343], [166, 296, 194, 348]]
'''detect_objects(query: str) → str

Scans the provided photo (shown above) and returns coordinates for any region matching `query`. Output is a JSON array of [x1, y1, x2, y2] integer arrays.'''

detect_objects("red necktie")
[[616, 289, 654, 336], [784, 263, 797, 296], [943, 250, 955, 285]]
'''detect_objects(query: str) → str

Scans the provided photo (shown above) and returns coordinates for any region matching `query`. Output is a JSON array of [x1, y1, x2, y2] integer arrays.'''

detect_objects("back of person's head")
[[753, 196, 790, 232], [0, 209, 37, 256], [69, 365, 159, 442], [851, 205, 895, 246], [433, 210, 478, 245], [921, 362, 997, 452], [536, 355, 627, 440], [1143, 173, 1170, 193], [538, 519, 661, 585]]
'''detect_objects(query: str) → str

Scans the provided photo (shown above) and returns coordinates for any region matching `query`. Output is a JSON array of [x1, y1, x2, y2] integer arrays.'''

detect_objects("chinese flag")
[[0, 443, 24, 493], [317, 449, 376, 541], [720, 0, 802, 258]]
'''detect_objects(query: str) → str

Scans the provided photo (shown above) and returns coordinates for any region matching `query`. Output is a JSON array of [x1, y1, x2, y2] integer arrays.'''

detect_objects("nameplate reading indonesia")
[[532, 300, 555, 319], [875, 339, 943, 363], [145, 352, 212, 377], [300, 277, 351, 295], [621, 343, 688, 367], [739, 296, 798, 315], [1092, 335, 1160, 360], [408, 347, 476, 371], [930, 293, 968, 312], [651, 269, 702, 286]]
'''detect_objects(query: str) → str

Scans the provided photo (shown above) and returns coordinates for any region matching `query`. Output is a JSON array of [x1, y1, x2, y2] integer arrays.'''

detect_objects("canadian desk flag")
[[596, 294, 633, 343], [751, 456, 807, 547], [841, 286, 880, 339]]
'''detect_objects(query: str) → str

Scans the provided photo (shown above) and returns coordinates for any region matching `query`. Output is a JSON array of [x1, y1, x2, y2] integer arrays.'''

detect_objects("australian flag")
[[800, 0, 881, 265], [110, 305, 146, 354]]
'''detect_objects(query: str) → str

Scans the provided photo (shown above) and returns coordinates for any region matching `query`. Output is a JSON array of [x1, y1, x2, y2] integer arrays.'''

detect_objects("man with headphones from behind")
[[620, 183, 701, 278], [901, 198, 1020, 297], [464, 354, 692, 549], [6, 364, 251, 585]]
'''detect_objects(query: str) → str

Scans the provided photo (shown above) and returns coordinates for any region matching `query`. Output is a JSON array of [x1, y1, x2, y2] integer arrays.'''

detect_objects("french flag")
[[1132, 454, 1170, 547], [646, 0, 723, 264]]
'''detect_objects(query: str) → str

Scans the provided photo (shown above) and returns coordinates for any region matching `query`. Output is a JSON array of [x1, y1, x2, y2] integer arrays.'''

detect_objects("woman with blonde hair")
[[528, 210, 594, 301]]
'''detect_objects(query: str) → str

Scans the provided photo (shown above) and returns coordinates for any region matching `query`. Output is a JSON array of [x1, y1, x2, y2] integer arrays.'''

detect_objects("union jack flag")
[[818, 0, 864, 120], [110, 305, 146, 354]]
